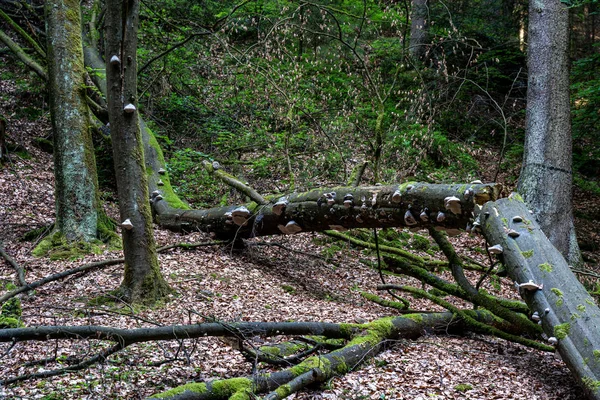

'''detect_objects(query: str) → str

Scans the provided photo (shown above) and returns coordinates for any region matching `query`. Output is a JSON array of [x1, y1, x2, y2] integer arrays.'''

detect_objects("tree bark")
[[45, 0, 99, 242], [104, 0, 170, 303], [409, 0, 428, 60], [481, 195, 600, 399], [518, 0, 582, 267], [154, 182, 501, 239]]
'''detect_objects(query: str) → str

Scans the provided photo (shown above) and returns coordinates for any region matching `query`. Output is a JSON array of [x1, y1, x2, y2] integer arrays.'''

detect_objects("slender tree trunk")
[[105, 0, 170, 303], [409, 0, 428, 60], [518, 0, 582, 267], [45, 0, 98, 242]]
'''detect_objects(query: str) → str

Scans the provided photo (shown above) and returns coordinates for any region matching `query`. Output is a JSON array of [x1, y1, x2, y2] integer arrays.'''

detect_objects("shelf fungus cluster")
[[150, 190, 163, 203]]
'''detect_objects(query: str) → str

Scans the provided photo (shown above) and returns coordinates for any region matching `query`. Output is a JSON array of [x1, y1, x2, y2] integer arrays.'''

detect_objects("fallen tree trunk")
[[480, 194, 600, 399], [153, 182, 500, 239]]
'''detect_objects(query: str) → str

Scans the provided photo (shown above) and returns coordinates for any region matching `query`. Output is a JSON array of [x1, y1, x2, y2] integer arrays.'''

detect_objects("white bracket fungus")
[[272, 198, 288, 216], [487, 244, 504, 254], [124, 103, 137, 113], [121, 219, 133, 230], [444, 196, 462, 214]]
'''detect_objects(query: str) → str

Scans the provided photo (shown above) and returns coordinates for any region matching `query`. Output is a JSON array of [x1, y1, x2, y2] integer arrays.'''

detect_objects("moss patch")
[[582, 377, 600, 393], [33, 231, 106, 260], [538, 262, 553, 273], [150, 382, 207, 398], [521, 249, 534, 258], [551, 288, 564, 306], [554, 323, 571, 340], [454, 383, 473, 392]]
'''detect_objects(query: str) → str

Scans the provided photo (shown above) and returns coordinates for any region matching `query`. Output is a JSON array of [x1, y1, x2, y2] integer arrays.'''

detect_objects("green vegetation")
[[554, 323, 571, 340], [454, 383, 473, 392]]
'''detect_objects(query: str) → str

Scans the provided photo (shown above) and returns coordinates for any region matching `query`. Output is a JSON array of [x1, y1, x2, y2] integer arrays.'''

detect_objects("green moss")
[[538, 263, 553, 273], [33, 231, 104, 260], [275, 384, 292, 398], [582, 377, 600, 393], [97, 211, 121, 249], [554, 323, 571, 340], [281, 285, 296, 294], [577, 304, 587, 313], [571, 313, 581, 320], [521, 249, 534, 258], [149, 382, 207, 398], [290, 356, 332, 377], [0, 317, 22, 328], [211, 378, 252, 397], [403, 313, 424, 323], [551, 288, 564, 306], [593, 350, 600, 360], [501, 217, 508, 226], [454, 383, 473, 392]]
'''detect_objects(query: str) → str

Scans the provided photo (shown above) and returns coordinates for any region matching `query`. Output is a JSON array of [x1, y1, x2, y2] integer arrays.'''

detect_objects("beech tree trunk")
[[153, 182, 501, 239], [518, 0, 582, 267], [45, 0, 99, 242], [104, 0, 170, 303], [481, 195, 600, 399]]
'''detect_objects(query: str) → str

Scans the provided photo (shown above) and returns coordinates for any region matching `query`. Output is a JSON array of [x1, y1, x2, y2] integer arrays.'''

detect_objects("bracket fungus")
[[328, 225, 348, 232], [231, 206, 251, 226], [121, 219, 134, 230], [515, 280, 544, 292], [391, 190, 402, 203], [507, 229, 520, 238], [343, 194, 354, 208], [548, 337, 558, 345], [444, 196, 462, 214], [272, 198, 288, 216], [531, 311, 541, 321], [470, 179, 483, 184], [512, 215, 523, 223], [157, 180, 164, 186], [325, 192, 336, 206], [419, 209, 429, 222], [123, 103, 137, 113], [278, 220, 302, 234], [109, 55, 121, 66], [158, 168, 166, 175], [436, 211, 446, 222], [404, 210, 417, 226], [487, 244, 504, 254]]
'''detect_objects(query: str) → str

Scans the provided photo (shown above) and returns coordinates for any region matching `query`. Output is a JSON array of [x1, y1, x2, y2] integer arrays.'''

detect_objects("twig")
[[0, 241, 26, 286]]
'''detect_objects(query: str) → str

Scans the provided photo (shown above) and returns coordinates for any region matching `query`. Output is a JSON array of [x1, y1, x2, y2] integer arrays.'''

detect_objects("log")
[[481, 194, 600, 399], [153, 182, 501, 239]]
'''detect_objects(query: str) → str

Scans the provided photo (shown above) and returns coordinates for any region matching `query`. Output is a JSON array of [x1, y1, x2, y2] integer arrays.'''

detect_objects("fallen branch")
[[0, 242, 26, 286], [0, 240, 224, 304]]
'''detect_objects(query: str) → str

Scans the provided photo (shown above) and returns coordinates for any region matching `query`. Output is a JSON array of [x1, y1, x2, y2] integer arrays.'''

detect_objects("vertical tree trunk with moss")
[[105, 0, 170, 303], [517, 0, 582, 267], [45, 0, 98, 242]]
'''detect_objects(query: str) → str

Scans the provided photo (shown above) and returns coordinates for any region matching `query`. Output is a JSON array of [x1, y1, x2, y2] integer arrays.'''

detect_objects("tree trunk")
[[154, 182, 501, 239], [409, 0, 428, 60], [45, 0, 99, 242], [518, 0, 582, 267], [104, 0, 170, 303], [481, 195, 600, 400]]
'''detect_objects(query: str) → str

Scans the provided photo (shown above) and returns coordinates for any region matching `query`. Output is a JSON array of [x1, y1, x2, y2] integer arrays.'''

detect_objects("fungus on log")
[[480, 194, 600, 399], [154, 182, 500, 240]]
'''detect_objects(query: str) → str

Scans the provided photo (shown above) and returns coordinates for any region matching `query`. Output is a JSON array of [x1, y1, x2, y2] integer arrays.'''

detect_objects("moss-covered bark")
[[104, 0, 170, 303], [481, 196, 600, 400], [45, 0, 99, 243]]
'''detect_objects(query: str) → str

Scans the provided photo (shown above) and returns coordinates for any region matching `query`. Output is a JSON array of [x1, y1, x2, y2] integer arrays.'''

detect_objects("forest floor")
[[1, 63, 599, 400]]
